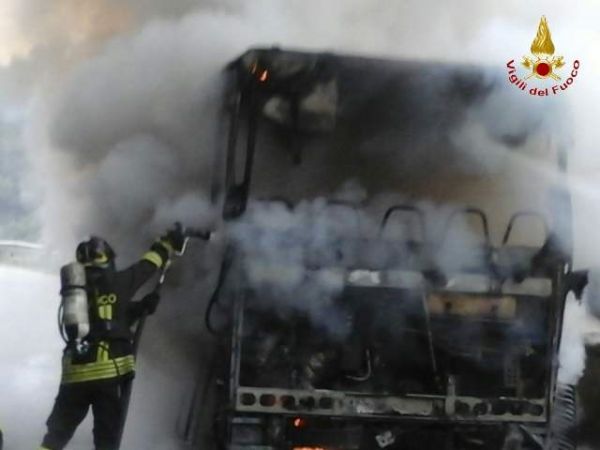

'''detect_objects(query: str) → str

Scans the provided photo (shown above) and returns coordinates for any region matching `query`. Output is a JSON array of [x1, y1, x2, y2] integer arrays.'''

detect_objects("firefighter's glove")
[[162, 223, 186, 254], [141, 292, 160, 315]]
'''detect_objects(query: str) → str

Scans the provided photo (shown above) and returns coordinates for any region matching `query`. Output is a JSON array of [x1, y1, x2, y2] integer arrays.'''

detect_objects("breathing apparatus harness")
[[57, 260, 125, 381]]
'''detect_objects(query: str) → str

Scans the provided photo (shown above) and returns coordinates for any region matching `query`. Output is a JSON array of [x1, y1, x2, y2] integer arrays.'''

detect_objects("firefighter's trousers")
[[41, 376, 132, 450]]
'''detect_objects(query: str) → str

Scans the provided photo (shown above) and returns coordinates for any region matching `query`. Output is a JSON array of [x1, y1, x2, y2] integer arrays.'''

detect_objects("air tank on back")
[[60, 262, 90, 345]]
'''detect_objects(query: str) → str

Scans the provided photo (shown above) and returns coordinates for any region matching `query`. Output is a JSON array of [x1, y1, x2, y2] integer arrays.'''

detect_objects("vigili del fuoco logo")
[[506, 16, 579, 97]]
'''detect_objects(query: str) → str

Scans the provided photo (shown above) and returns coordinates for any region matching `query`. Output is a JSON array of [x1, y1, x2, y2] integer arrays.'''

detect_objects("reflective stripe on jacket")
[[61, 353, 135, 384]]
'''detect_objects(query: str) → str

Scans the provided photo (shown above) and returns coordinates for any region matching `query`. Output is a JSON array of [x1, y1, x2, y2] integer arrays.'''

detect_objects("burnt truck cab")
[[207, 48, 583, 450]]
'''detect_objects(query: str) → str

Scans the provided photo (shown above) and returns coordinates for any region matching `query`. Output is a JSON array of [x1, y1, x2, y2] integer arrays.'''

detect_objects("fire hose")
[[205, 246, 233, 336], [116, 224, 211, 449]]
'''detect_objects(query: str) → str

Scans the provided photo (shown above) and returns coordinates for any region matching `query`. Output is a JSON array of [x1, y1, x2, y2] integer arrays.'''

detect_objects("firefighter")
[[39, 227, 185, 450]]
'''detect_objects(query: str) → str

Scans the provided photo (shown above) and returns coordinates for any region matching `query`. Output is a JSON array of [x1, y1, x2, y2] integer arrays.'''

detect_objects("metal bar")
[[380, 204, 426, 241], [420, 291, 439, 385], [546, 265, 568, 417], [225, 91, 242, 190], [234, 386, 547, 424], [226, 288, 247, 449], [440, 207, 491, 247], [502, 211, 549, 245], [210, 75, 233, 204], [230, 284, 246, 410], [242, 88, 259, 195]]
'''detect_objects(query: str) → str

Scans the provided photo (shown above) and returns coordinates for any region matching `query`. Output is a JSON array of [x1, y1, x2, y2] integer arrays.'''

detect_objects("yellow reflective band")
[[61, 355, 135, 384], [97, 304, 113, 320], [158, 239, 174, 253], [82, 253, 110, 267], [142, 250, 163, 268], [94, 253, 109, 264], [97, 341, 110, 362]]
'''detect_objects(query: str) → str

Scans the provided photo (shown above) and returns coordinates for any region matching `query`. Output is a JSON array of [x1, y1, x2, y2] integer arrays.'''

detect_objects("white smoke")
[[228, 198, 363, 338], [12, 2, 594, 256], [228, 192, 515, 340], [559, 293, 587, 385]]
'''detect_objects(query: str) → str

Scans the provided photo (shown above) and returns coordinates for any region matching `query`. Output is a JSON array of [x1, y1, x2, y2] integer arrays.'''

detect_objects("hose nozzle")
[[185, 228, 212, 241]]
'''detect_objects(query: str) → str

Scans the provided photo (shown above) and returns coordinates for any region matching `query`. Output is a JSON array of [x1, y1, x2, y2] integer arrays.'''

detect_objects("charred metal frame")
[[227, 264, 561, 420], [216, 48, 576, 449], [234, 386, 547, 424]]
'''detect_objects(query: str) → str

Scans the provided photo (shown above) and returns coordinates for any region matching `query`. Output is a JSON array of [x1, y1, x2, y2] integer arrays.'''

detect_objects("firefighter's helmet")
[[75, 236, 116, 269]]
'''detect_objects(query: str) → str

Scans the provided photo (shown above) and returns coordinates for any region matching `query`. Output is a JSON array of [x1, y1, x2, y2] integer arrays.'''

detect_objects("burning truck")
[[189, 48, 584, 450]]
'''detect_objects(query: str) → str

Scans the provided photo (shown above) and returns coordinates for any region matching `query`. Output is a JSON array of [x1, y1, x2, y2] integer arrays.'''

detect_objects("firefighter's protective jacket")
[[60, 241, 170, 384]]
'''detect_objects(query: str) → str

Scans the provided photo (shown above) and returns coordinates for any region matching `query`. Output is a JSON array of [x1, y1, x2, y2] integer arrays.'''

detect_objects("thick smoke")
[[2, 1, 600, 449], [11, 1, 589, 253], [559, 293, 587, 384], [229, 198, 365, 338], [229, 193, 496, 339]]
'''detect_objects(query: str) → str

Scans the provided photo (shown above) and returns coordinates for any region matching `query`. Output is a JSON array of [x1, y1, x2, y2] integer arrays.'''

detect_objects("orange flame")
[[293, 417, 305, 428], [292, 448, 326, 450], [530, 16, 555, 56]]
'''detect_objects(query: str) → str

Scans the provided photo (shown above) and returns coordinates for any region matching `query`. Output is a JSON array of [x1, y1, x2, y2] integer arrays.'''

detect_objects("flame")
[[259, 70, 269, 82], [293, 417, 305, 427], [530, 16, 556, 56], [292, 448, 326, 450]]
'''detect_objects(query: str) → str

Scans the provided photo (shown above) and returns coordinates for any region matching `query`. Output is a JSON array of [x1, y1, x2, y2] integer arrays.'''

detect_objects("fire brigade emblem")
[[521, 16, 564, 80]]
